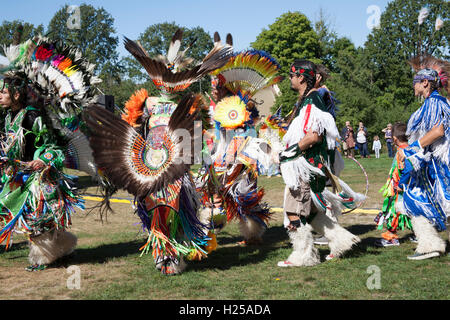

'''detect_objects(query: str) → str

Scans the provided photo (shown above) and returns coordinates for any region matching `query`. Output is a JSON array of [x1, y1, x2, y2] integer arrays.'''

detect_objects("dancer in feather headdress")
[[196, 38, 284, 245], [0, 31, 99, 270], [396, 54, 450, 260], [387, 8, 450, 260], [86, 29, 232, 275], [277, 59, 365, 267]]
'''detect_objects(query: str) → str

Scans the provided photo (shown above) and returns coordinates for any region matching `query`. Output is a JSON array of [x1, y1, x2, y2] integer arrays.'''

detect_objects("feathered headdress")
[[211, 49, 284, 104], [409, 7, 449, 94], [1, 34, 102, 177], [155, 29, 197, 72], [124, 29, 233, 93], [408, 55, 450, 94], [2, 35, 101, 109], [86, 93, 207, 198]]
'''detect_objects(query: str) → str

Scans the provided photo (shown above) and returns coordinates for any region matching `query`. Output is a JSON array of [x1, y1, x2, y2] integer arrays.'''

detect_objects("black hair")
[[287, 59, 317, 125], [315, 64, 330, 85], [2, 73, 29, 108], [392, 122, 408, 143], [429, 78, 441, 92]]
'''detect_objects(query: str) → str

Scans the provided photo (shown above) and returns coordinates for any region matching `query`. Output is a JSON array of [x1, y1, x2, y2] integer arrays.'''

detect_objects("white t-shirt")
[[357, 130, 366, 143]]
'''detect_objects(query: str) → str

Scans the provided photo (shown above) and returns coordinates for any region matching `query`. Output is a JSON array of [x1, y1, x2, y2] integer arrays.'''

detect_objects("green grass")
[[69, 221, 448, 300], [1, 153, 449, 300]]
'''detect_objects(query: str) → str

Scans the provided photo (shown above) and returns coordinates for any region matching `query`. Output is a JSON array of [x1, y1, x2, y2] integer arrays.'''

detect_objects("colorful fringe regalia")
[[404, 56, 450, 233], [403, 91, 450, 231], [376, 144, 413, 239], [0, 33, 101, 269], [0, 107, 83, 249], [86, 29, 232, 274], [197, 47, 284, 243], [277, 64, 365, 266], [1, 35, 103, 179], [280, 90, 365, 217]]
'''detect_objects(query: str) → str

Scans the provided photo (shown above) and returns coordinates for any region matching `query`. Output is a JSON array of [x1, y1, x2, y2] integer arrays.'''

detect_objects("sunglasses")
[[289, 72, 298, 79]]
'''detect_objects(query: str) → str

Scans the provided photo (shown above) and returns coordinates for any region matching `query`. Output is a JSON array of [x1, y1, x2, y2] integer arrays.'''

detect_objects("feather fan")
[[211, 50, 283, 103], [86, 93, 207, 198], [64, 130, 98, 177]]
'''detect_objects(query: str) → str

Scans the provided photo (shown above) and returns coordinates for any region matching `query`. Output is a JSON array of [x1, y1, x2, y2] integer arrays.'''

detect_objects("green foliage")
[[252, 12, 322, 115], [0, 1, 447, 143], [271, 78, 298, 117], [0, 20, 44, 54], [46, 3, 119, 75], [329, 0, 448, 138], [251, 11, 322, 72], [313, 9, 356, 73], [364, 0, 449, 96]]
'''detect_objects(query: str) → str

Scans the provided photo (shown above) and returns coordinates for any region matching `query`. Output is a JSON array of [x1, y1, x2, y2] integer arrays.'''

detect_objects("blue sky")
[[1, 0, 392, 56]]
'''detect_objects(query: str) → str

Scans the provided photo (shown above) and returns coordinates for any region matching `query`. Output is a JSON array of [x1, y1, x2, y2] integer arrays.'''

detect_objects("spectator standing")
[[356, 122, 369, 158], [382, 123, 394, 157], [343, 121, 355, 158], [340, 125, 349, 157]]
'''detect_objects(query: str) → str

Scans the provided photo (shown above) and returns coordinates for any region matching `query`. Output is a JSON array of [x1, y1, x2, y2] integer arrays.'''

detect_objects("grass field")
[[0, 153, 449, 300]]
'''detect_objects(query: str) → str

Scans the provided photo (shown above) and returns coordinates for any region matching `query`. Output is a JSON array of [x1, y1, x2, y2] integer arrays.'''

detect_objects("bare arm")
[[418, 124, 445, 148], [298, 129, 323, 151], [398, 124, 445, 162]]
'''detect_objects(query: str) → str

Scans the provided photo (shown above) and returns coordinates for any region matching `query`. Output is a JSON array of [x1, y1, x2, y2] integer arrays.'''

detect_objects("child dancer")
[[375, 123, 413, 246]]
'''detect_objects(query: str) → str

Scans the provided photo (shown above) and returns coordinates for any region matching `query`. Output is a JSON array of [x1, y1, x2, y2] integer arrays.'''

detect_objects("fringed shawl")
[[407, 90, 450, 166]]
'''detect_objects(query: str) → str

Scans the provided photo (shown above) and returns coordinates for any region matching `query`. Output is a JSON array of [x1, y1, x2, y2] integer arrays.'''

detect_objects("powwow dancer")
[[0, 34, 100, 271], [277, 59, 365, 267], [375, 122, 413, 247], [399, 55, 450, 260], [86, 29, 233, 275], [196, 42, 283, 245]]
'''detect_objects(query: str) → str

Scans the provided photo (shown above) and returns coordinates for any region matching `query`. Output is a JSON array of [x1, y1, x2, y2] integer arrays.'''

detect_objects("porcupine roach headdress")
[[86, 93, 207, 198], [408, 55, 450, 94], [123, 28, 233, 93], [211, 49, 284, 129], [1, 34, 101, 177], [408, 7, 449, 95]]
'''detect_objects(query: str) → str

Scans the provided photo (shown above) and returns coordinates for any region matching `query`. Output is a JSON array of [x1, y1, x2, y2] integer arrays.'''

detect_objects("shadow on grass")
[[76, 175, 98, 189], [191, 223, 386, 271], [346, 223, 376, 236], [188, 225, 289, 272], [0, 241, 29, 259], [338, 224, 382, 259], [217, 225, 288, 246], [51, 239, 143, 268]]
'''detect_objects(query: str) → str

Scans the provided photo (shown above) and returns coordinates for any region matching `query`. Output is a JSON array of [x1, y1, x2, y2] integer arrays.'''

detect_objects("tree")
[[364, 0, 449, 95], [0, 20, 44, 53], [351, 0, 450, 138], [47, 4, 119, 75], [251, 12, 322, 116], [251, 12, 321, 72]]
